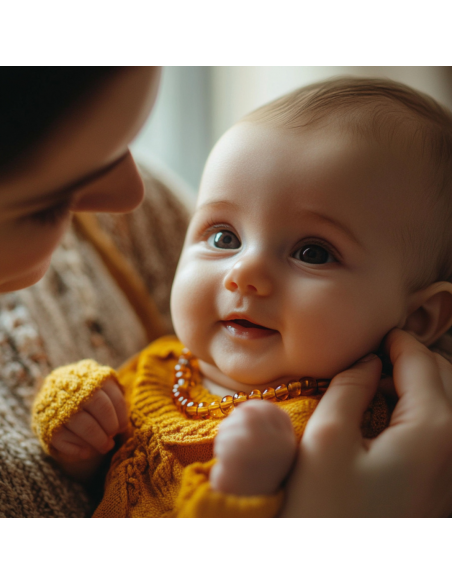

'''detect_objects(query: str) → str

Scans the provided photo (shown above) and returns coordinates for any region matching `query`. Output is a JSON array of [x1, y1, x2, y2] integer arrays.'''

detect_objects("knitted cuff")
[[32, 359, 119, 456], [176, 459, 284, 518]]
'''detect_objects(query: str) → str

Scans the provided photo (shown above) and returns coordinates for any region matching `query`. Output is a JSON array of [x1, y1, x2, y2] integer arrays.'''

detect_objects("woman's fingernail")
[[357, 353, 378, 363]]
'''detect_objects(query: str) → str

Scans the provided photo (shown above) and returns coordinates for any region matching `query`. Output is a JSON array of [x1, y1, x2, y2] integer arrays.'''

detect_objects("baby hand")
[[210, 400, 297, 496], [50, 379, 129, 462]]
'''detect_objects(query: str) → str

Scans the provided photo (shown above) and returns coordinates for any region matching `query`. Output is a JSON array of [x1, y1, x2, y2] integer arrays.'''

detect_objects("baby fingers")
[[100, 379, 129, 431], [65, 410, 115, 454], [51, 426, 99, 460], [83, 381, 128, 437]]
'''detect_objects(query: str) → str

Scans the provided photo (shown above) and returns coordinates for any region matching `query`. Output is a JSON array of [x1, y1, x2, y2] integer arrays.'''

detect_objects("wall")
[[131, 66, 452, 194]]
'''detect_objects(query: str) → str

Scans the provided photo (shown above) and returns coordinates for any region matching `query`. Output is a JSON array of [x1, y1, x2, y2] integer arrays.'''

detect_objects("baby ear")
[[403, 281, 452, 346]]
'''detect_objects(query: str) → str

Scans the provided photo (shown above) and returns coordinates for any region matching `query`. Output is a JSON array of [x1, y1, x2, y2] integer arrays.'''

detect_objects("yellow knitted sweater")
[[32, 336, 389, 518]]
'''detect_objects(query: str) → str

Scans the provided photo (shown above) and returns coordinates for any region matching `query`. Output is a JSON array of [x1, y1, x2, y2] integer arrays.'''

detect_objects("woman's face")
[[0, 66, 161, 293]]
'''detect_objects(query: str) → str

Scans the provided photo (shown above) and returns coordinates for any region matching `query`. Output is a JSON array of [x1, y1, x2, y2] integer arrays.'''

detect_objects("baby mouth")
[[221, 318, 278, 339], [232, 319, 270, 329]]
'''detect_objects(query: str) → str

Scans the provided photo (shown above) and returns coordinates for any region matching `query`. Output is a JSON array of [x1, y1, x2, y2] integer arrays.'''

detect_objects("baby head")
[[171, 77, 452, 393]]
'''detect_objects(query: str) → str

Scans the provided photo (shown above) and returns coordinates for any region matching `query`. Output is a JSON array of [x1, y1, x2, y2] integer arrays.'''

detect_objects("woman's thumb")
[[307, 354, 382, 436]]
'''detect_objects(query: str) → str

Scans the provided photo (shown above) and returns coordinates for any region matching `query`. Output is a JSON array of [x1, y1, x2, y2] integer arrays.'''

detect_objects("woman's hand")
[[280, 329, 452, 517]]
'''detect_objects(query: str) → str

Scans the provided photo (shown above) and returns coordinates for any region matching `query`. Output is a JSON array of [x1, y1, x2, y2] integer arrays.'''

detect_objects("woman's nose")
[[71, 151, 144, 213], [224, 253, 273, 296]]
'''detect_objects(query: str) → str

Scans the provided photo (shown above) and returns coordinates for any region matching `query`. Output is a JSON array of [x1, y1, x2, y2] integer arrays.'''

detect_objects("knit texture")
[[0, 165, 190, 517], [0, 296, 91, 517], [32, 336, 391, 517], [175, 460, 284, 518], [32, 360, 119, 456]]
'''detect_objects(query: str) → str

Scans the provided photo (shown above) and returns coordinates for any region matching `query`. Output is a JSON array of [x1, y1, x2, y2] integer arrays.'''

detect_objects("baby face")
[[171, 122, 428, 392]]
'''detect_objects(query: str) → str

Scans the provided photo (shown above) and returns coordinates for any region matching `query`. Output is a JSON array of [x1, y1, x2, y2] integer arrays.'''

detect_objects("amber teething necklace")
[[172, 348, 331, 420]]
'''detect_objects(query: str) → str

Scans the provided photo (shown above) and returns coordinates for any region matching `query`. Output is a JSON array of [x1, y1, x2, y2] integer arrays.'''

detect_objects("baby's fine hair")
[[244, 77, 452, 289]]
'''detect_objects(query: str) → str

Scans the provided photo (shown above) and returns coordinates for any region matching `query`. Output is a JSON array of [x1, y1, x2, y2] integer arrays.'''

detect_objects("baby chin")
[[206, 343, 304, 390], [207, 337, 375, 390]]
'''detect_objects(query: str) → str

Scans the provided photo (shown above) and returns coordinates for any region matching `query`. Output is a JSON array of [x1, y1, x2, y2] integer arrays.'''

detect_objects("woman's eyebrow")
[[17, 152, 129, 208]]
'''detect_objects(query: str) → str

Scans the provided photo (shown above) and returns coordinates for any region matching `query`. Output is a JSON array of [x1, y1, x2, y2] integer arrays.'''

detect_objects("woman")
[[1, 66, 451, 517], [0, 66, 183, 517]]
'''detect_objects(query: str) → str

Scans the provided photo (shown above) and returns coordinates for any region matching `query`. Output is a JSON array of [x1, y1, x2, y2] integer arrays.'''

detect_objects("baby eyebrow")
[[302, 210, 362, 247], [195, 200, 240, 213], [194, 200, 363, 248]]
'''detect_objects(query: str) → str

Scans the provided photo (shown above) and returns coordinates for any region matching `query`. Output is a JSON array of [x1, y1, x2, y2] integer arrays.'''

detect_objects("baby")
[[32, 77, 452, 517]]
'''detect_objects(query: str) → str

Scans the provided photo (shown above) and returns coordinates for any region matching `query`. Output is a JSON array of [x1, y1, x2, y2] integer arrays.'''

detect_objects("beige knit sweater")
[[0, 164, 191, 517]]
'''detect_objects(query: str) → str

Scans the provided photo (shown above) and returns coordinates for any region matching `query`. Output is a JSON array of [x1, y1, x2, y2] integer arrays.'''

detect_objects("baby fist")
[[50, 378, 129, 462], [210, 400, 297, 496]]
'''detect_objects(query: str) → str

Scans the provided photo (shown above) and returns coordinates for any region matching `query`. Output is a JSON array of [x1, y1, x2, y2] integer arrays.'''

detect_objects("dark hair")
[[0, 66, 121, 174]]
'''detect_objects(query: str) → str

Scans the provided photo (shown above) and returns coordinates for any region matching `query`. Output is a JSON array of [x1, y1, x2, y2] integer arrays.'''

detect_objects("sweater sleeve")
[[32, 359, 119, 456], [175, 459, 284, 518]]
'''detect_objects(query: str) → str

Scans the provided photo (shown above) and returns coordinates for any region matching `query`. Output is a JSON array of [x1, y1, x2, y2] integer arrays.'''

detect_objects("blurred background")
[[131, 66, 452, 196]]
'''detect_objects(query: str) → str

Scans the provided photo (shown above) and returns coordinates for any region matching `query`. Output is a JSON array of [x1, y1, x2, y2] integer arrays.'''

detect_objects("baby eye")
[[293, 244, 336, 264], [208, 230, 241, 250]]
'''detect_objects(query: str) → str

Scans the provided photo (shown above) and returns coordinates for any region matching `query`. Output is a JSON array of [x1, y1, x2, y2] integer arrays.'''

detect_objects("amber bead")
[[174, 372, 184, 383], [288, 381, 302, 398], [275, 384, 289, 401], [177, 396, 188, 411], [176, 396, 189, 413], [185, 401, 198, 418], [220, 395, 234, 414], [299, 377, 317, 396], [249, 389, 262, 400], [317, 379, 330, 393], [262, 388, 276, 401], [172, 389, 182, 401], [174, 364, 188, 374], [174, 346, 332, 420], [233, 392, 248, 406], [197, 402, 209, 418], [209, 401, 224, 418], [175, 370, 191, 381], [176, 378, 191, 391]]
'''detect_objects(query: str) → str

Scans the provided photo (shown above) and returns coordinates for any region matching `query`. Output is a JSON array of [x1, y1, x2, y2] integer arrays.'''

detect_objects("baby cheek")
[[170, 260, 217, 353], [285, 283, 393, 377]]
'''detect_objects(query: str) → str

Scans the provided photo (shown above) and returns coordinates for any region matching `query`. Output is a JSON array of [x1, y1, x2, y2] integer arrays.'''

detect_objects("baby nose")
[[224, 255, 273, 296]]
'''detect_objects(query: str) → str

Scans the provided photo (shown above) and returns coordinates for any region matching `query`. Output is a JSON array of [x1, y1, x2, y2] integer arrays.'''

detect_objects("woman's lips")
[[221, 318, 278, 339]]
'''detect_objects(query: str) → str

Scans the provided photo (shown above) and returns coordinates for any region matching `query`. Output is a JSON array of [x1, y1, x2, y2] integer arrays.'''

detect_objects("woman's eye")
[[208, 230, 241, 250], [293, 244, 335, 264], [28, 200, 72, 225]]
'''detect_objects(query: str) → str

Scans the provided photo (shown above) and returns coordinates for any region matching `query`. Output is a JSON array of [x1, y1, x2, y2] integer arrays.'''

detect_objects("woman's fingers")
[[433, 351, 452, 405], [384, 329, 448, 415], [283, 330, 452, 517], [303, 353, 382, 451]]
